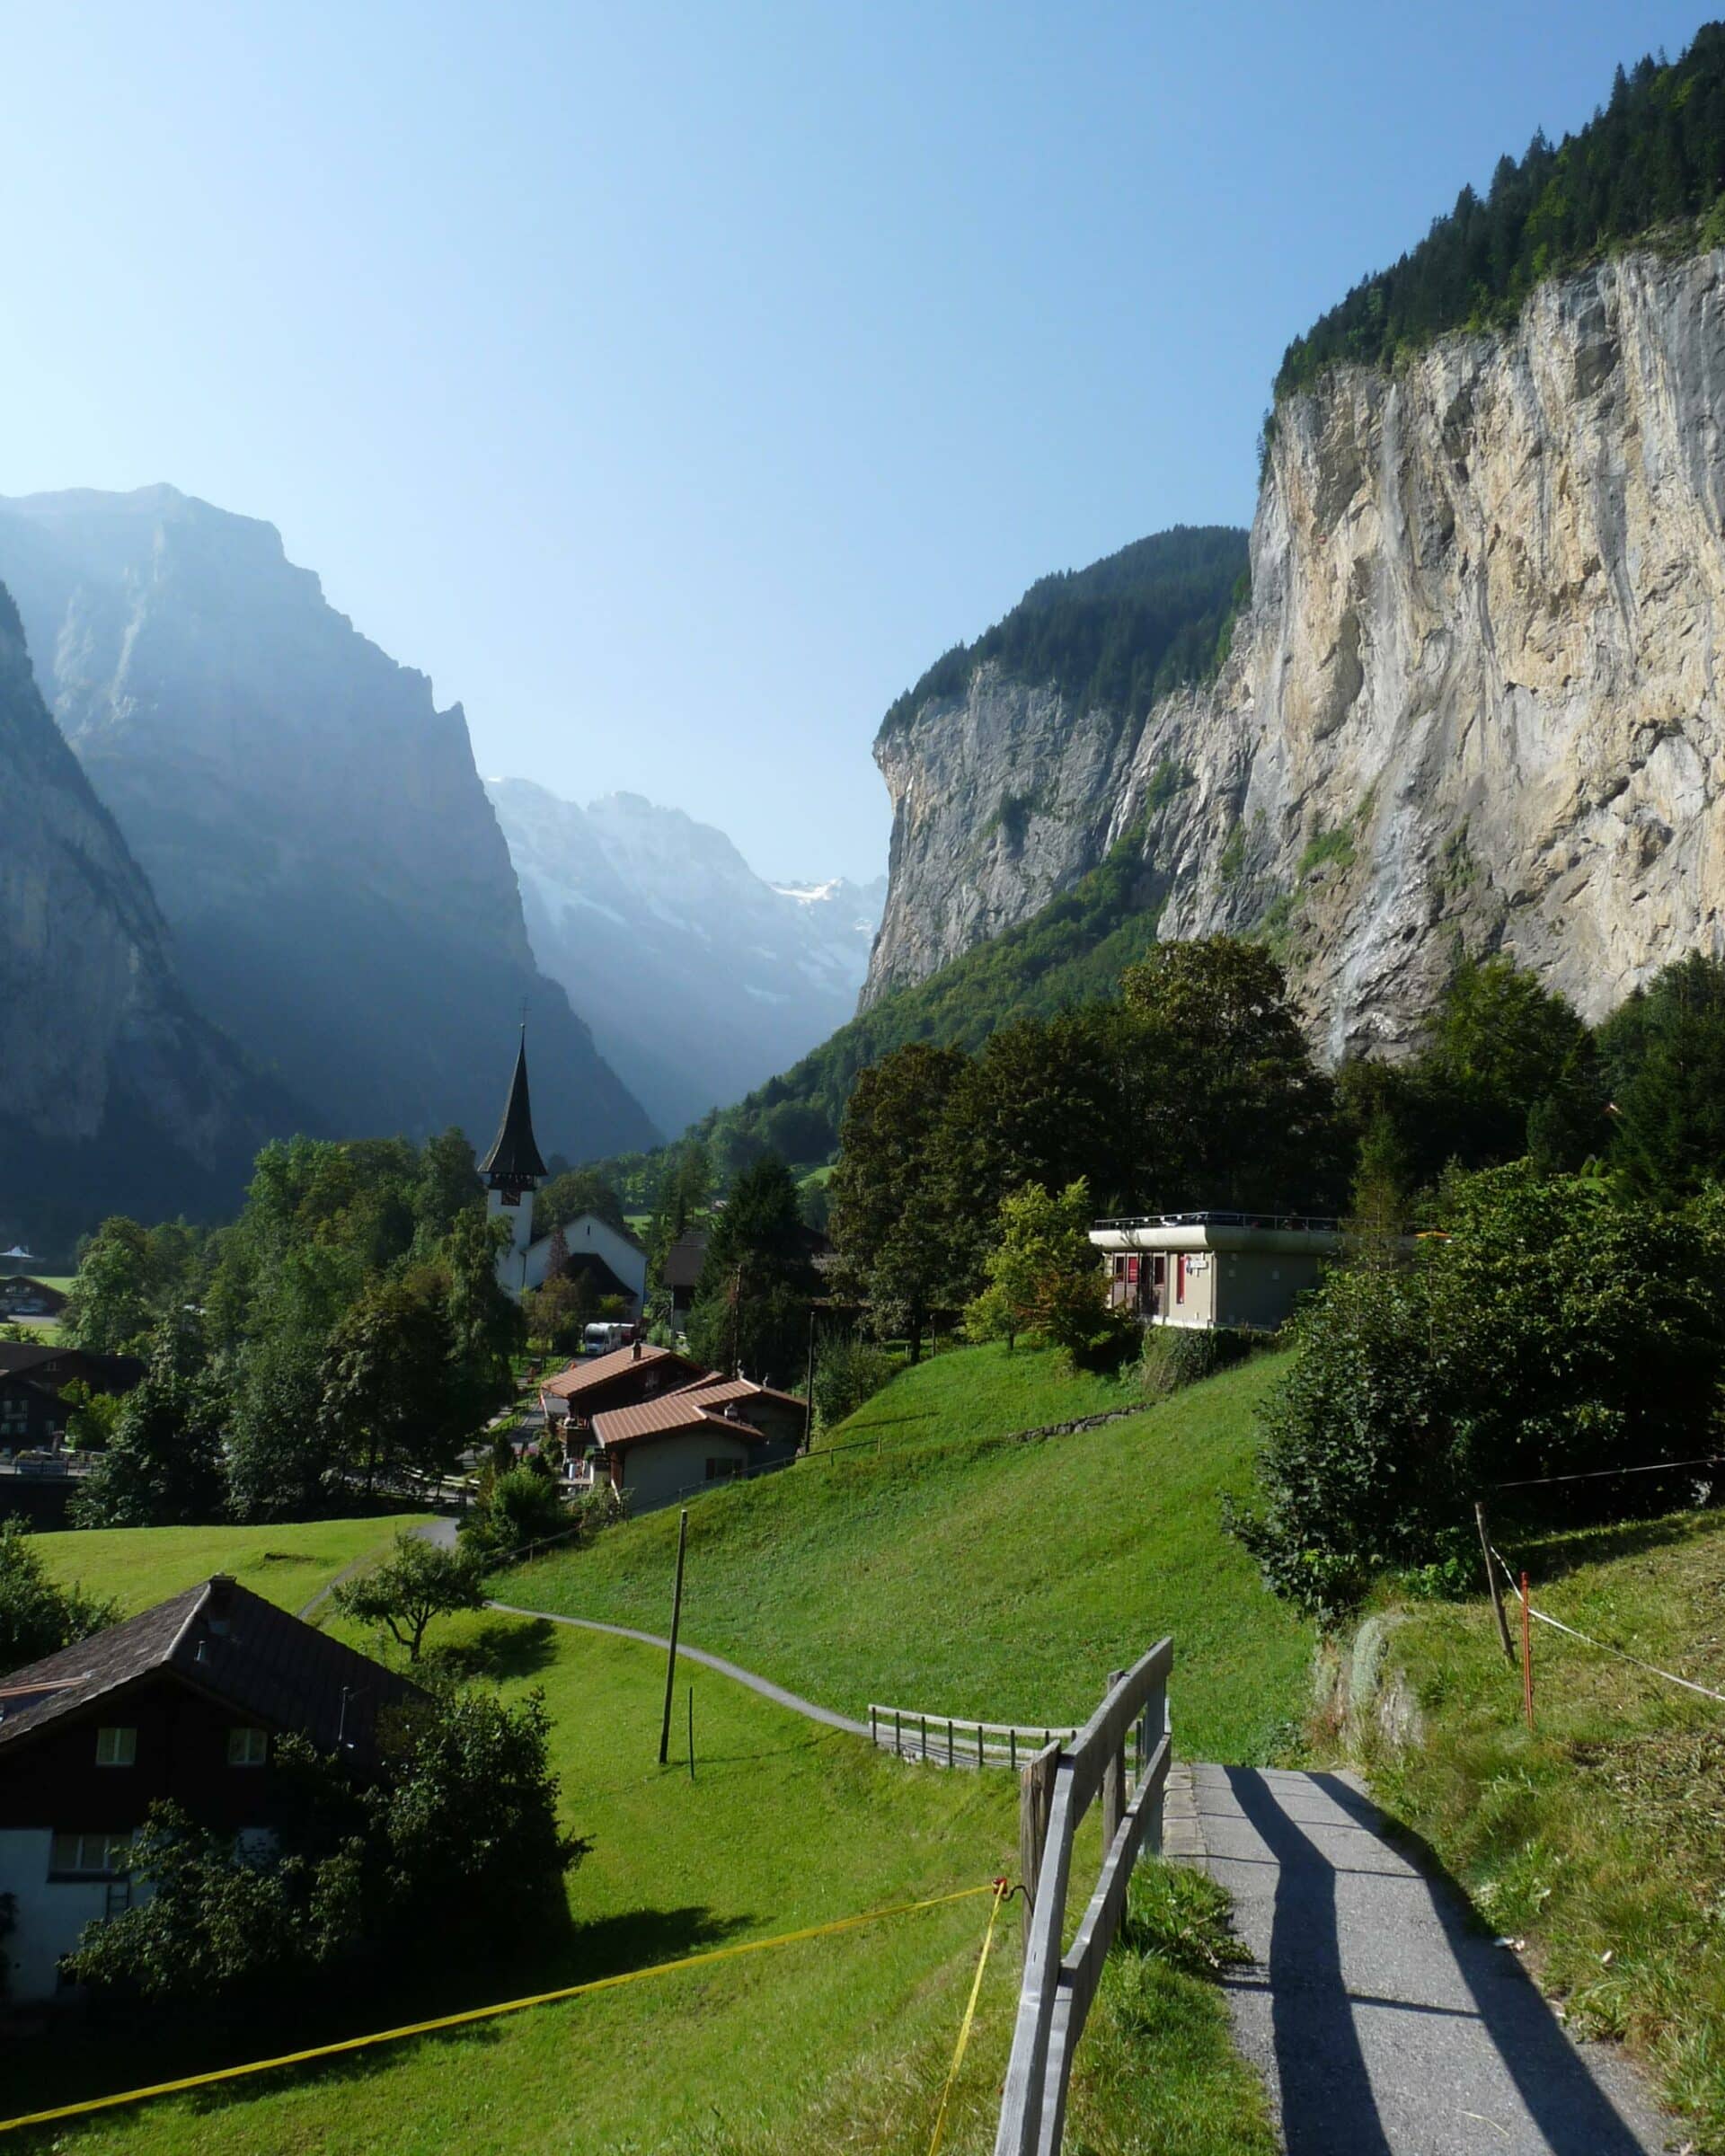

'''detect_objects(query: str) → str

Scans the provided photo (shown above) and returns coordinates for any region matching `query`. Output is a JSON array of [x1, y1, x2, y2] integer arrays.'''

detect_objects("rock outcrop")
[[0, 488, 657, 1157], [0, 581, 288, 1254], [866, 250, 1725, 1054], [490, 777, 885, 1132]]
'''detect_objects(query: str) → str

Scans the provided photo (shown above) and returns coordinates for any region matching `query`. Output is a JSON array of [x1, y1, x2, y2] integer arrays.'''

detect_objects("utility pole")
[[659, 1507, 689, 1765], [803, 1306, 818, 1445]]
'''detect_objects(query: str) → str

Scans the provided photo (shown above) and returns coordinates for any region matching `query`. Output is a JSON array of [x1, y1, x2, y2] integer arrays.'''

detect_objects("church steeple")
[[479, 1027, 547, 1193], [480, 1028, 546, 1298]]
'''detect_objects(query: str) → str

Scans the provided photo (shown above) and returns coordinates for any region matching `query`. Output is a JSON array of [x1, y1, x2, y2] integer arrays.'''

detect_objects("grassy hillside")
[[10, 1609, 1270, 2154], [32, 1515, 427, 1619], [1357, 1507, 1725, 2151], [496, 1344, 1313, 1763]]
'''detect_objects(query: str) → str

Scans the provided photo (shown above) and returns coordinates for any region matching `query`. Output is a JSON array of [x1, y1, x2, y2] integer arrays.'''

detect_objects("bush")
[[1139, 1326, 1263, 1401], [67, 1692, 584, 2003], [461, 1465, 574, 1563], [0, 1520, 118, 1674], [812, 1334, 896, 1430], [1230, 1164, 1725, 1618]]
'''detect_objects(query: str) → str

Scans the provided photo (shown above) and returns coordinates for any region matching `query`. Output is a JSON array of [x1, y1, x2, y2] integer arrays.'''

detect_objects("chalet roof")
[[539, 1341, 703, 1402], [0, 1344, 144, 1390], [478, 1031, 547, 1184], [590, 1393, 765, 1450], [684, 1374, 808, 1414], [0, 1577, 423, 1763]]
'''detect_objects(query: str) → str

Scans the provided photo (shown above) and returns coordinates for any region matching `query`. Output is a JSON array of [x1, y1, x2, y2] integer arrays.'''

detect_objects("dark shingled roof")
[[0, 1344, 145, 1390], [0, 1577, 424, 1763], [479, 1031, 547, 1183]]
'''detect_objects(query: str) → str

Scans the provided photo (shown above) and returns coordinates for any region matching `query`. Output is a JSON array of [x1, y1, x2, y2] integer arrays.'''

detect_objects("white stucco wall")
[[521, 1213, 647, 1306], [0, 1829, 138, 2001], [489, 1185, 536, 1295]]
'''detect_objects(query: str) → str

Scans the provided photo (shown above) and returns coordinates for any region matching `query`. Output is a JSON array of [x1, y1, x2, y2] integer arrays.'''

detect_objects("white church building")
[[478, 1032, 647, 1316]]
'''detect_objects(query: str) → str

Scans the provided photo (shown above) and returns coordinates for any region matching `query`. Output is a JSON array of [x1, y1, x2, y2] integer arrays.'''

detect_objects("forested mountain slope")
[[0, 487, 656, 1162]]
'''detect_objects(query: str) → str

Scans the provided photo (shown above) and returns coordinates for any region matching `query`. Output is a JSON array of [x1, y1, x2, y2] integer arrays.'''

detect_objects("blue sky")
[[1, 2, 1707, 881]]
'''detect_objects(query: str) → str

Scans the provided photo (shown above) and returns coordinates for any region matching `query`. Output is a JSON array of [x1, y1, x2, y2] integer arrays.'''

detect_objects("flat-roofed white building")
[[1089, 1213, 1343, 1333]]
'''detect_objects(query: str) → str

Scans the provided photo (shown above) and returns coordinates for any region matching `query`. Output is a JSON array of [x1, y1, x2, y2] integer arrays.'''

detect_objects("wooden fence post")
[[1019, 1744, 1058, 1966], [1101, 1668, 1127, 1848]]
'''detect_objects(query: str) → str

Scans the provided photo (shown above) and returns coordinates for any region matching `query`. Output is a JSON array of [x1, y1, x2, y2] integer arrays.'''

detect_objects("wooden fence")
[[865, 1706, 1079, 1772], [994, 1639, 1173, 2156]]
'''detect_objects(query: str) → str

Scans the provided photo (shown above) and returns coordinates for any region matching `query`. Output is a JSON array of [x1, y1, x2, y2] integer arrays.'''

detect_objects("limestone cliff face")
[[0, 581, 283, 1250], [867, 250, 1725, 1054]]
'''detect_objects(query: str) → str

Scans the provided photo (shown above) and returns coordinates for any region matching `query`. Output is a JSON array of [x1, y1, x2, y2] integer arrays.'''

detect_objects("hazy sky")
[[2, 2, 1705, 881]]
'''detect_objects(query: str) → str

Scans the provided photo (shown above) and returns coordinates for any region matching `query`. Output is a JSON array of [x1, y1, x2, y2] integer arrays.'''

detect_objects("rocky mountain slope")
[[488, 777, 884, 1132], [0, 580, 291, 1256], [867, 247, 1725, 1056], [0, 488, 656, 1160]]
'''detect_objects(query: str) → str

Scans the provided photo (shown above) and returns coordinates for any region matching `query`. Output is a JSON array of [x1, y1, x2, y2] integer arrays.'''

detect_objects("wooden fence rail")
[[994, 1639, 1173, 2156], [865, 1706, 1079, 1772]]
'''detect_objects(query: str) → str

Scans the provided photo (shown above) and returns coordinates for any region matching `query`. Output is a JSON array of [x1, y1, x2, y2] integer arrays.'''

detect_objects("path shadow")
[[1311, 1773, 1650, 2152], [1223, 1766, 1394, 2156], [1223, 1767, 1652, 2156]]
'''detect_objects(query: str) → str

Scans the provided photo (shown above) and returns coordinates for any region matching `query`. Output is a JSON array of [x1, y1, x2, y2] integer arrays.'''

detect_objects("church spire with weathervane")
[[479, 1024, 547, 1295]]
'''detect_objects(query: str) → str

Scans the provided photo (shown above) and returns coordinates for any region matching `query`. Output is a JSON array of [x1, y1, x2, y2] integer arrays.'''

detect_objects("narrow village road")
[[296, 1514, 460, 1620], [484, 1598, 870, 1735], [1165, 1763, 1667, 2156]]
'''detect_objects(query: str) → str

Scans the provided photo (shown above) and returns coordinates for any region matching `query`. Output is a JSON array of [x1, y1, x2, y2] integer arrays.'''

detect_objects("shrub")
[[812, 1334, 896, 1430], [1230, 1164, 1725, 1618], [462, 1465, 575, 1563], [0, 1519, 118, 1674], [67, 1692, 584, 2002], [1138, 1326, 1262, 1400]]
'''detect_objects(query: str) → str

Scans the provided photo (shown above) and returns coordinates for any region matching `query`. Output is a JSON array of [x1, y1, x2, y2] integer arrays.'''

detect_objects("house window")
[[49, 1830, 131, 1878], [1126, 1257, 1139, 1284], [1175, 1256, 1187, 1304], [0, 1397, 25, 1435], [704, 1457, 743, 1481], [227, 1726, 270, 1767], [94, 1726, 137, 1768]]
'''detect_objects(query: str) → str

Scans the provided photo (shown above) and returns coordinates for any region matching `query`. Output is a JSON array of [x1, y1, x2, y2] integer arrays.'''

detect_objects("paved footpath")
[[486, 1599, 870, 1735], [1165, 1763, 1668, 2156]]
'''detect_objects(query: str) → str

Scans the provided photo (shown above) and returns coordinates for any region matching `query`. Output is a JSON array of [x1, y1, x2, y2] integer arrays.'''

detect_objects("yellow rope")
[[0, 1881, 998, 2136], [927, 1878, 1012, 2156]]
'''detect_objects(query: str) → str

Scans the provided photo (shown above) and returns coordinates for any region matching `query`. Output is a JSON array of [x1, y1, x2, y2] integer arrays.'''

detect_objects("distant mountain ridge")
[[0, 578, 295, 1258], [487, 777, 884, 1134], [0, 486, 657, 1163]]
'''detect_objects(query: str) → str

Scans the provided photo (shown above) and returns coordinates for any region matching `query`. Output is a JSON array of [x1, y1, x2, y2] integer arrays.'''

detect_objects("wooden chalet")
[[0, 1576, 423, 2001]]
